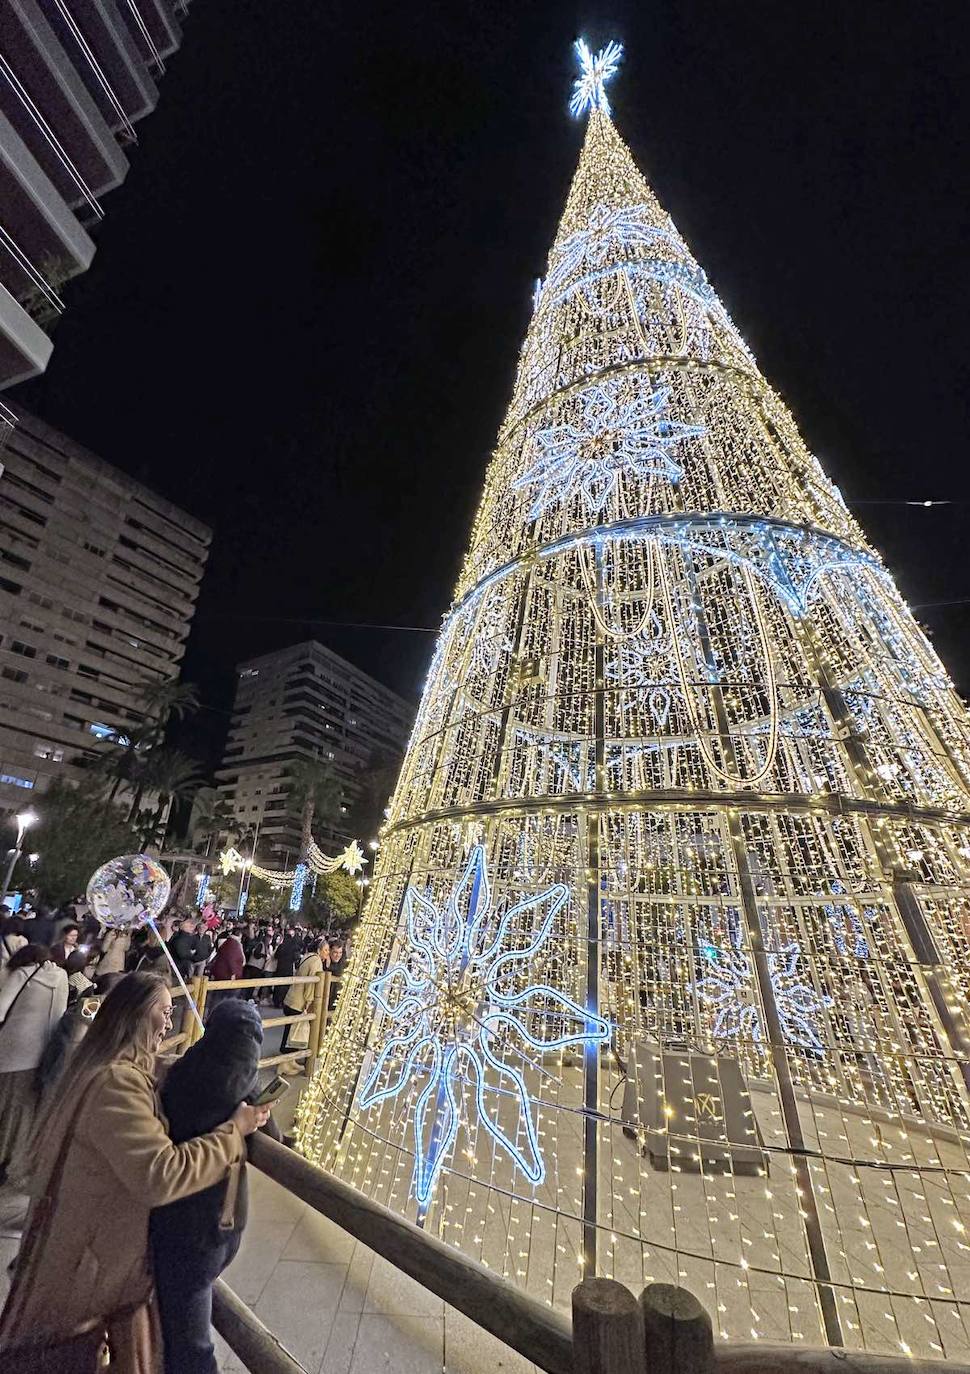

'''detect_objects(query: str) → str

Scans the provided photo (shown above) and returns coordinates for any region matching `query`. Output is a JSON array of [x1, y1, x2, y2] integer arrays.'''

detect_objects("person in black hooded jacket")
[[149, 998, 278, 1373]]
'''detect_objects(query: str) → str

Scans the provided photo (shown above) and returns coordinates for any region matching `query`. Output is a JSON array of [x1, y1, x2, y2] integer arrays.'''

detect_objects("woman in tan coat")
[[0, 971, 269, 1372]]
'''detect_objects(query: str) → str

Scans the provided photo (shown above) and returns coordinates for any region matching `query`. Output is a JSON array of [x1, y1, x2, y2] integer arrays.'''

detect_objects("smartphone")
[[252, 1074, 291, 1107]]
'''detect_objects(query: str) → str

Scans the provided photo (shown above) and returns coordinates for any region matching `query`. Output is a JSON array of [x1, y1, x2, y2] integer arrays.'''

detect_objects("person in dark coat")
[[149, 999, 276, 1374], [22, 907, 55, 948], [271, 925, 301, 1008], [168, 916, 199, 981]]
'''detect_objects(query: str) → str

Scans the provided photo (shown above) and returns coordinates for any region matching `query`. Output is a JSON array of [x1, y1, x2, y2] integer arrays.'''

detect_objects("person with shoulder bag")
[[0, 972, 270, 1373], [0, 945, 68, 1187]]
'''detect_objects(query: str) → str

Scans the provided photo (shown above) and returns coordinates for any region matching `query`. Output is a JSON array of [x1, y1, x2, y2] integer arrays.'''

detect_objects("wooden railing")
[[162, 969, 332, 1076], [210, 1133, 970, 1374], [157, 978, 967, 1374]]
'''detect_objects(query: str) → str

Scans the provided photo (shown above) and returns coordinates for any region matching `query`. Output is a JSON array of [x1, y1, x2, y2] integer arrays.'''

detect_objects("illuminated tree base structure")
[[297, 52, 970, 1360]]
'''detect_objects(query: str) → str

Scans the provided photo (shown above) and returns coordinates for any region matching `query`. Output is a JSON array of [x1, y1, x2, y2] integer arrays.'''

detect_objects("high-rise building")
[[0, 0, 194, 387], [296, 47, 970, 1362], [0, 404, 210, 809], [216, 641, 413, 864]]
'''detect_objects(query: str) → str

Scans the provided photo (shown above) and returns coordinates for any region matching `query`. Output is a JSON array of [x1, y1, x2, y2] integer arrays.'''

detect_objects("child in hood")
[[150, 998, 278, 1373]]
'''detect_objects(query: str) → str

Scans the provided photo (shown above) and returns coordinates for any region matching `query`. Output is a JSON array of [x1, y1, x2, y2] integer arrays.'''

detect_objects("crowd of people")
[[0, 895, 352, 1372]]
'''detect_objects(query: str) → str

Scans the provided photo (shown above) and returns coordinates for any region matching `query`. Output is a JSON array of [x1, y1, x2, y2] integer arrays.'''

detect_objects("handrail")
[[159, 969, 332, 1073], [247, 1133, 574, 1374], [212, 1279, 307, 1374], [244, 1134, 970, 1374]]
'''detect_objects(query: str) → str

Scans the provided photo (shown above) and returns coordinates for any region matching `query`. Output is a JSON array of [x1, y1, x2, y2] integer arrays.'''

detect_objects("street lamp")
[[1, 809, 38, 907]]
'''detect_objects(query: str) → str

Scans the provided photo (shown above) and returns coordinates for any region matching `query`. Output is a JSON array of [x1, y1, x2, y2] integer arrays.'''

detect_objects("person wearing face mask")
[[0, 972, 270, 1372]]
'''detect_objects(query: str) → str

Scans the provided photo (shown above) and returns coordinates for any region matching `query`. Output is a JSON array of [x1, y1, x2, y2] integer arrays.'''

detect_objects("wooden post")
[[306, 970, 330, 1078], [183, 974, 203, 1046], [573, 1277, 644, 1374], [191, 975, 209, 1042], [640, 1284, 713, 1374]]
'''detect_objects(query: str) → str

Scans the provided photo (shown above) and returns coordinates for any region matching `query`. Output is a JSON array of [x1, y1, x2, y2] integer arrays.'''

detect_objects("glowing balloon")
[[86, 853, 171, 930]]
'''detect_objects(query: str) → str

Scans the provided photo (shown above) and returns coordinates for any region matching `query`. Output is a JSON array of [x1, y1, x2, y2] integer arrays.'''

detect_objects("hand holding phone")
[[251, 1074, 291, 1108]]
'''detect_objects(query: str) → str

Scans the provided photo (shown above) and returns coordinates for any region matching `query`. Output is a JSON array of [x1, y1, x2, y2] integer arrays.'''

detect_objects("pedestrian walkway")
[[219, 1146, 536, 1374]]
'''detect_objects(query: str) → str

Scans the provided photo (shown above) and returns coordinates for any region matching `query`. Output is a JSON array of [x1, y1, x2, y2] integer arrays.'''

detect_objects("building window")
[[9, 640, 36, 658], [0, 772, 33, 789], [1, 666, 28, 684], [33, 743, 64, 762], [46, 654, 69, 670], [0, 575, 22, 595], [83, 542, 107, 557]]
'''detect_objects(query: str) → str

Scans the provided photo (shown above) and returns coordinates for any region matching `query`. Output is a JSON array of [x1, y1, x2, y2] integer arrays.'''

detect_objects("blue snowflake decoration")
[[514, 380, 704, 518], [696, 933, 761, 1042], [358, 846, 610, 1204], [823, 880, 878, 959], [770, 943, 834, 1053], [570, 38, 623, 118], [696, 928, 832, 1056]]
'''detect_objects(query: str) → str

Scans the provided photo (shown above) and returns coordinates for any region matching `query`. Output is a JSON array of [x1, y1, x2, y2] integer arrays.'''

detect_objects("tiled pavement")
[[216, 1160, 537, 1374]]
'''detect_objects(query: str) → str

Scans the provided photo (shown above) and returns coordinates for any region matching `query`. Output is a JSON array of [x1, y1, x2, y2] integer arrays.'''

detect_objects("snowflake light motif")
[[570, 38, 623, 118], [546, 204, 672, 297], [515, 380, 704, 518], [823, 880, 877, 959], [696, 928, 832, 1055], [606, 618, 674, 727], [358, 845, 610, 1204], [469, 597, 512, 676], [769, 943, 834, 1053], [696, 932, 761, 1043]]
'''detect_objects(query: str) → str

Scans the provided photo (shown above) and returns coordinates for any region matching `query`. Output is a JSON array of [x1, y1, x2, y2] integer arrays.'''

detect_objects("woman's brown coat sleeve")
[[78, 1061, 244, 1208]]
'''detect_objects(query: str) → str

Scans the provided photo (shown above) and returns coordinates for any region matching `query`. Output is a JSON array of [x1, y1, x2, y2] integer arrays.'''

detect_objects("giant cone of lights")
[[298, 50, 970, 1359]]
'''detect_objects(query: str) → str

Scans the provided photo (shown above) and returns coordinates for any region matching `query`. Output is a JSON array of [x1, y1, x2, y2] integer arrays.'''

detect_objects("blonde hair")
[[63, 971, 167, 1079]]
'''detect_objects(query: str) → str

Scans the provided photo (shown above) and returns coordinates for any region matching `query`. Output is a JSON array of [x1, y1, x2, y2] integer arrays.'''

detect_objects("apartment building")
[[0, 0, 195, 386], [216, 641, 413, 864], [0, 404, 210, 808]]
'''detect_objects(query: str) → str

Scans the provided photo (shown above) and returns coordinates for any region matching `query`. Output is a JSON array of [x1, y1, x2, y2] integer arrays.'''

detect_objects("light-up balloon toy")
[[86, 852, 204, 1034]]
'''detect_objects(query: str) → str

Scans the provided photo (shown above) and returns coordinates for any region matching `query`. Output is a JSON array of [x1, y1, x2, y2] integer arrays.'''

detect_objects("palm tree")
[[98, 680, 202, 803], [188, 786, 234, 853], [287, 758, 344, 862], [136, 679, 201, 729], [136, 749, 203, 847]]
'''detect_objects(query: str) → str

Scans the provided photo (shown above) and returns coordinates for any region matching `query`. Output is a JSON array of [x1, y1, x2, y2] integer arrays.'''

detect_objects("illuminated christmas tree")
[[297, 43, 970, 1359]]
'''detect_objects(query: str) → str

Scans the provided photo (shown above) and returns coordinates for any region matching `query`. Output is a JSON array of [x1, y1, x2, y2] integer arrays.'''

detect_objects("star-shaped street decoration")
[[358, 846, 610, 1204], [218, 847, 244, 876], [338, 840, 368, 876]]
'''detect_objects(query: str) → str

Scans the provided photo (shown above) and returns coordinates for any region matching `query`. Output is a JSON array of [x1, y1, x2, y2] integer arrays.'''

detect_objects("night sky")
[[13, 2, 970, 769]]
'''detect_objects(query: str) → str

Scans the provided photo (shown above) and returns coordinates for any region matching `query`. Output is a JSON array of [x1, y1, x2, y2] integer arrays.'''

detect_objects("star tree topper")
[[570, 38, 623, 118], [359, 846, 611, 1204]]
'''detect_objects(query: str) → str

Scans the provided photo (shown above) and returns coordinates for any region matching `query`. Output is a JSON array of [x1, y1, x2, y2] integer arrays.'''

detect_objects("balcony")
[[0, 0, 129, 211], [37, 0, 159, 138], [0, 277, 52, 385]]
